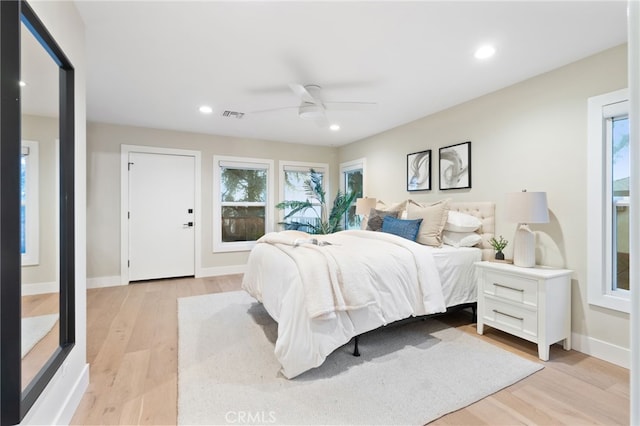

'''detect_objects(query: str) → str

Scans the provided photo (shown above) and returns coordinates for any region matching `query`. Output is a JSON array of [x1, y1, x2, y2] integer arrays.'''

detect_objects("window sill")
[[588, 292, 631, 314], [213, 240, 257, 253]]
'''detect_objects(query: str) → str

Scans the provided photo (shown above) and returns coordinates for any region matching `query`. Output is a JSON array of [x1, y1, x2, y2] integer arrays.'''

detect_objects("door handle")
[[183, 222, 194, 228]]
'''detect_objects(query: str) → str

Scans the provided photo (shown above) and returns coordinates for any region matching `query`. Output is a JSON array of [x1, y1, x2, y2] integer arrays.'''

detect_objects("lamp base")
[[513, 224, 536, 267]]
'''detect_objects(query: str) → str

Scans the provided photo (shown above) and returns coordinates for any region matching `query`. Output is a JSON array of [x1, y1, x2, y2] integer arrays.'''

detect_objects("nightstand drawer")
[[483, 270, 538, 307], [482, 296, 537, 338]]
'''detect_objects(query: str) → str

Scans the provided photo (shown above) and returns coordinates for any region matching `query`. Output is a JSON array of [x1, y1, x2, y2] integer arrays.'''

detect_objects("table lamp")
[[505, 190, 549, 267]]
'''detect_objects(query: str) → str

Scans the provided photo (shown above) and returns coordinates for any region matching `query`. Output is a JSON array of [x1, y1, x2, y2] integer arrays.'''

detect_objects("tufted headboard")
[[449, 201, 495, 261]]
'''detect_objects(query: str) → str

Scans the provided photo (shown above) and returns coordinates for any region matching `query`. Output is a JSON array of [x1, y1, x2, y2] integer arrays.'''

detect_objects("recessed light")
[[19, 80, 26, 87], [329, 124, 340, 131], [199, 105, 213, 114], [474, 45, 496, 60]]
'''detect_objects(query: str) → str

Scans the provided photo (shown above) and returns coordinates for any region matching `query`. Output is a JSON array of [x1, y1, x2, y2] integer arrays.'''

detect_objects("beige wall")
[[339, 44, 630, 349], [86, 123, 338, 279], [21, 114, 58, 286]]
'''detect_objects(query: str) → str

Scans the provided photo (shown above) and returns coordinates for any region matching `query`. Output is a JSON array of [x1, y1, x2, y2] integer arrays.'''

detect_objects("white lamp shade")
[[505, 191, 549, 224], [355, 197, 377, 215]]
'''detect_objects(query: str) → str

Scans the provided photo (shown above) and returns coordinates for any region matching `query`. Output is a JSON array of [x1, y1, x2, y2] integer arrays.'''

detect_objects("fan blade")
[[323, 101, 377, 111], [288, 83, 317, 104], [313, 113, 330, 128]]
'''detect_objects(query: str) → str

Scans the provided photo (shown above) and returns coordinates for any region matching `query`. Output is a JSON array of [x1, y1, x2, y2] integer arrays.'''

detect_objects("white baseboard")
[[571, 332, 630, 369], [197, 264, 247, 278], [86, 275, 124, 289], [22, 281, 59, 296], [52, 363, 90, 425], [87, 267, 246, 288], [21, 362, 89, 425]]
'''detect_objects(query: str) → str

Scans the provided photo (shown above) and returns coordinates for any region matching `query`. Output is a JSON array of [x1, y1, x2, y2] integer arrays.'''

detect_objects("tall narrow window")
[[611, 117, 629, 291], [340, 159, 365, 230], [279, 162, 328, 231], [587, 89, 630, 312], [213, 156, 273, 252], [343, 169, 363, 229], [21, 140, 39, 266]]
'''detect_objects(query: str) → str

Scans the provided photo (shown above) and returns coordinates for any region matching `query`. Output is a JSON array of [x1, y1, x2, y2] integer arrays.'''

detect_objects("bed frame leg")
[[471, 305, 477, 323], [353, 336, 360, 357]]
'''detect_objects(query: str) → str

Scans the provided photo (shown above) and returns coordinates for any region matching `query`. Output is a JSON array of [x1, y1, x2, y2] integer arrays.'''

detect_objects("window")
[[213, 156, 273, 252], [611, 117, 630, 292], [340, 158, 365, 230], [279, 161, 328, 232], [587, 88, 630, 312], [21, 140, 39, 266]]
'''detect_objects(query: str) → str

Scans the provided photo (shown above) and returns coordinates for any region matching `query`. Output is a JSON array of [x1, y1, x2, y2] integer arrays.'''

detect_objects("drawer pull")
[[493, 283, 524, 292], [492, 309, 523, 321]]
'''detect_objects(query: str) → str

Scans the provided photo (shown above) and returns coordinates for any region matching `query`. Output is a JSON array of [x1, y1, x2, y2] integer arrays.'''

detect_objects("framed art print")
[[407, 149, 431, 191], [439, 141, 471, 190]]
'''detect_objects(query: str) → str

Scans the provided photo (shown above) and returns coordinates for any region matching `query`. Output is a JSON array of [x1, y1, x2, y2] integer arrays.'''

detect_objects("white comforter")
[[242, 230, 447, 378]]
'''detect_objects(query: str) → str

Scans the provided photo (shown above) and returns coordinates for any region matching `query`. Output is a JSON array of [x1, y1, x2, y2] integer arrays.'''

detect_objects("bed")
[[242, 201, 495, 378]]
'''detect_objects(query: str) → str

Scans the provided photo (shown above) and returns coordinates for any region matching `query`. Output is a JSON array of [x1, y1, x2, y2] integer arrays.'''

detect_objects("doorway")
[[121, 145, 201, 283]]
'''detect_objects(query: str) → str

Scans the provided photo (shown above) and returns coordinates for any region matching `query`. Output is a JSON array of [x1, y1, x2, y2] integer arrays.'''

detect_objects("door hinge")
[[127, 260, 130, 268], [128, 211, 130, 219], [128, 162, 134, 171]]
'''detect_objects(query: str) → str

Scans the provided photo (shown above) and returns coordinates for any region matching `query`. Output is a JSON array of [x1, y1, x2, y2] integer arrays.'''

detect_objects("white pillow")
[[444, 211, 482, 232], [442, 231, 483, 248]]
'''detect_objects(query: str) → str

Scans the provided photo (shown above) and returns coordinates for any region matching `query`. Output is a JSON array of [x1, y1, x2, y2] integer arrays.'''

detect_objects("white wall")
[[21, 1, 89, 424], [21, 114, 58, 287], [339, 44, 630, 361], [86, 122, 338, 282]]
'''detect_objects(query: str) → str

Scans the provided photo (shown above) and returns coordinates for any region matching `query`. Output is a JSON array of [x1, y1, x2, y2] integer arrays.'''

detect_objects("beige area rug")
[[178, 291, 543, 425], [22, 313, 58, 358]]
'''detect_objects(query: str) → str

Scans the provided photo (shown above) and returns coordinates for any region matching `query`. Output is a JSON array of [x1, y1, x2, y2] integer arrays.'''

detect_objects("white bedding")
[[430, 245, 481, 306], [242, 229, 481, 379]]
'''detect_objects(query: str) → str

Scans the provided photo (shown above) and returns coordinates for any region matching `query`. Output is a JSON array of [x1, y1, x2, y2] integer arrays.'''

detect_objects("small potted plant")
[[489, 235, 508, 260]]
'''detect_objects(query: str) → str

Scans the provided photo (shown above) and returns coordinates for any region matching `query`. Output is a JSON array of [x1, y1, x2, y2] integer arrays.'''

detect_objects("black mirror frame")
[[0, 1, 75, 424]]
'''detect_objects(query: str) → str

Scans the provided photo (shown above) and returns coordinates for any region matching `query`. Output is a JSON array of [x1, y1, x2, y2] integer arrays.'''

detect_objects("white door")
[[128, 152, 195, 281]]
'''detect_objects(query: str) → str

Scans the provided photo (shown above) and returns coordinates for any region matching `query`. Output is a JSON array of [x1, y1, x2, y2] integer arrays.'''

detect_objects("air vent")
[[222, 110, 245, 119]]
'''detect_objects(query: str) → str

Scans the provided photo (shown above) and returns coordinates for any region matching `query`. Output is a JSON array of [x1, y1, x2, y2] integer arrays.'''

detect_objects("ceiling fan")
[[249, 84, 377, 127]]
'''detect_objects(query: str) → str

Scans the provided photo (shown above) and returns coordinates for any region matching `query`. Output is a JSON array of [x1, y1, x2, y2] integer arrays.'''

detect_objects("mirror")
[[0, 1, 75, 424], [20, 12, 61, 393]]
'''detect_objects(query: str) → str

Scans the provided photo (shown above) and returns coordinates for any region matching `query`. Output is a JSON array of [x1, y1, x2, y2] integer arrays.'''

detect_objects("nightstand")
[[475, 261, 572, 361]]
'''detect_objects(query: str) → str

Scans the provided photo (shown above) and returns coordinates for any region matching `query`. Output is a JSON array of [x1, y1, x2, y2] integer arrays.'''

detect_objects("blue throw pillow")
[[381, 216, 423, 241]]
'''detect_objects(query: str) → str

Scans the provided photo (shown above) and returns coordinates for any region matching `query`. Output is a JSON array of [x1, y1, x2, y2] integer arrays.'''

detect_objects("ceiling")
[[74, 1, 628, 147]]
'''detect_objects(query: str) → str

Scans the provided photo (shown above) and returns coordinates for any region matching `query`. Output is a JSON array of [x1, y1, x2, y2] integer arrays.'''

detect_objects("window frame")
[[339, 158, 366, 230], [278, 160, 329, 229], [21, 139, 39, 266], [213, 155, 274, 253], [587, 88, 630, 313]]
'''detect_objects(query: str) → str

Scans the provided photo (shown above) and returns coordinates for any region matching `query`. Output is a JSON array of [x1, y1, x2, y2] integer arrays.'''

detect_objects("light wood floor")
[[71, 275, 629, 425]]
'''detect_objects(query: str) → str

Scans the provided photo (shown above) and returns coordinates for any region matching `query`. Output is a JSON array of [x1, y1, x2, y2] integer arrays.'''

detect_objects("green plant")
[[488, 235, 508, 252], [276, 169, 357, 234]]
